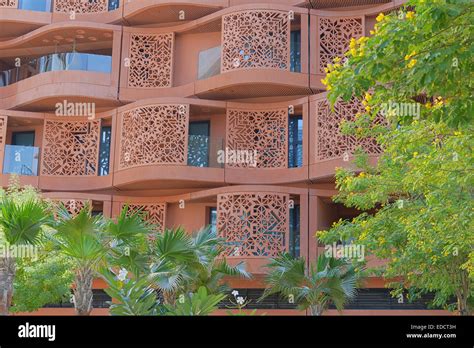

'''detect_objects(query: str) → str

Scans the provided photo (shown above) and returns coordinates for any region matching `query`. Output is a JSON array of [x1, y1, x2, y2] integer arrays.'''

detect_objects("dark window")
[[99, 126, 111, 176], [289, 204, 300, 258], [188, 121, 210, 167], [12, 131, 35, 147], [209, 207, 217, 234], [288, 116, 303, 168], [290, 30, 301, 73], [108, 0, 120, 11]]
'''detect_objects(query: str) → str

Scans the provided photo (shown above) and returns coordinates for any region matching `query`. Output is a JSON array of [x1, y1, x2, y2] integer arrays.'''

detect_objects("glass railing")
[[0, 52, 112, 87], [187, 135, 224, 168], [3, 145, 39, 176], [12, 0, 119, 12], [18, 0, 51, 12]]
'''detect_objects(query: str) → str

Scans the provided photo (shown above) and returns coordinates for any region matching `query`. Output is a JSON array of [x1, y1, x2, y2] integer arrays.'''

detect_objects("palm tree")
[[53, 206, 105, 315], [150, 227, 251, 305], [53, 204, 151, 315], [261, 253, 359, 315], [0, 195, 51, 315]]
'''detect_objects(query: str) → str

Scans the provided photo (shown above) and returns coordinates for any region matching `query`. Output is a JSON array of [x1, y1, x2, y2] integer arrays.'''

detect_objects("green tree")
[[149, 227, 250, 305], [319, 0, 474, 315], [0, 184, 52, 315], [10, 252, 74, 313], [261, 254, 358, 316], [53, 204, 150, 315]]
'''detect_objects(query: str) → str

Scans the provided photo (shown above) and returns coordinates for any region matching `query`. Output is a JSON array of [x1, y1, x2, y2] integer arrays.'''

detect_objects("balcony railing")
[[18, 0, 51, 11], [3, 145, 40, 176], [0, 52, 112, 87], [3, 0, 120, 12]]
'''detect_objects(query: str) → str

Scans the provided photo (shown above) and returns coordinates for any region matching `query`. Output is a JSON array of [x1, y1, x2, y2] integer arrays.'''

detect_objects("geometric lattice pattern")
[[41, 120, 100, 176], [0, 0, 17, 8], [125, 203, 166, 233], [54, 199, 89, 217], [217, 192, 289, 257], [53, 0, 108, 13], [318, 17, 363, 73], [226, 108, 288, 168], [127, 33, 174, 88], [119, 104, 189, 170], [221, 10, 290, 72], [315, 98, 384, 161]]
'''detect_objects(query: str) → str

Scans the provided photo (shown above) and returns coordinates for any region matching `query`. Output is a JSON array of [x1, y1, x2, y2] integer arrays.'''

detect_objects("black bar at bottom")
[[0, 315, 471, 346]]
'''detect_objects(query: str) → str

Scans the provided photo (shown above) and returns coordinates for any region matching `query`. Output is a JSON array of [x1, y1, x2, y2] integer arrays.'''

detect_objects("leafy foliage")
[[11, 252, 74, 313], [318, 0, 474, 315], [165, 287, 226, 316], [261, 254, 359, 315]]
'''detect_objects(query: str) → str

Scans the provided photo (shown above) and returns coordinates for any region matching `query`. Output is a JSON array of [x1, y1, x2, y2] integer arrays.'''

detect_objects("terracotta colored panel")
[[124, 203, 166, 233], [221, 10, 290, 72], [118, 104, 189, 170], [41, 119, 100, 176], [217, 192, 289, 257], [54, 0, 108, 13], [318, 16, 363, 73], [226, 108, 288, 168], [127, 33, 174, 88], [0, 0, 17, 8], [315, 98, 383, 161]]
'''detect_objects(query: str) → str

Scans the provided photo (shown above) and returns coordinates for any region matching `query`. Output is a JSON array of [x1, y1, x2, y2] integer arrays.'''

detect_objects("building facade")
[[0, 0, 447, 315]]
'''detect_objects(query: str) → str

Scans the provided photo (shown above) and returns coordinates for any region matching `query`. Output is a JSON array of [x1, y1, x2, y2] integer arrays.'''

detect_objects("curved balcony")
[[112, 185, 309, 275], [223, 98, 308, 185], [119, 4, 310, 101], [0, 109, 114, 191], [308, 93, 382, 181], [0, 22, 121, 110], [112, 98, 226, 190], [0, 52, 112, 87]]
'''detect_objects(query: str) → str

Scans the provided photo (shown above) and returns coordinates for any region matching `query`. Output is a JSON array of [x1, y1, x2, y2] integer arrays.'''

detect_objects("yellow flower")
[[407, 58, 417, 68], [334, 56, 341, 63], [404, 51, 417, 61], [365, 105, 371, 112], [350, 48, 357, 57], [349, 37, 357, 49], [425, 102, 432, 108], [406, 11, 415, 19], [370, 30, 375, 35], [454, 131, 462, 136], [376, 13, 385, 22], [321, 78, 328, 85], [359, 172, 366, 177], [413, 152, 418, 157], [365, 92, 372, 101]]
